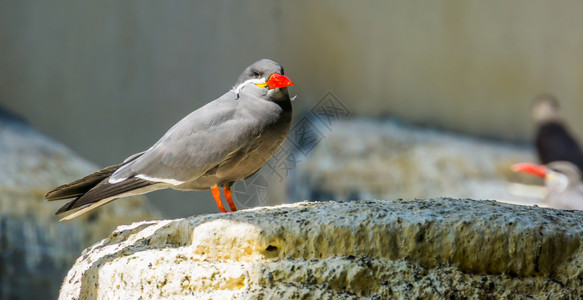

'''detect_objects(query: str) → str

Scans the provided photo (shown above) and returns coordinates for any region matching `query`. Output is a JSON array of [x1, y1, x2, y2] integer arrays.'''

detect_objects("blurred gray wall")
[[2, 1, 583, 217]]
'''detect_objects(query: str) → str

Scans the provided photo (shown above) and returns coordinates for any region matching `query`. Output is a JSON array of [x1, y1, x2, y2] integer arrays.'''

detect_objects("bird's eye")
[[252, 71, 261, 78]]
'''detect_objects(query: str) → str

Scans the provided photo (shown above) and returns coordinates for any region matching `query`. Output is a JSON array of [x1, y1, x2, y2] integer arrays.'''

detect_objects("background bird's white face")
[[531, 98, 560, 124], [545, 170, 569, 194]]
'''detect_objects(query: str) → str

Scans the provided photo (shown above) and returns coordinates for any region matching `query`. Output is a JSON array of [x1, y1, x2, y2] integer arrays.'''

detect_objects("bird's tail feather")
[[55, 177, 154, 218], [46, 151, 152, 220], [45, 152, 145, 201], [45, 164, 122, 201], [58, 196, 120, 221]]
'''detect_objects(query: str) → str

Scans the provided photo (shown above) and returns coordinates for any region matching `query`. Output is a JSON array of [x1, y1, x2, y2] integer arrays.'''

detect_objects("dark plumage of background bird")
[[532, 94, 583, 171]]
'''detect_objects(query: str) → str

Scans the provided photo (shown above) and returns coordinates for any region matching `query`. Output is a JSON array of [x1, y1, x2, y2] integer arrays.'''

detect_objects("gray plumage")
[[46, 59, 293, 220]]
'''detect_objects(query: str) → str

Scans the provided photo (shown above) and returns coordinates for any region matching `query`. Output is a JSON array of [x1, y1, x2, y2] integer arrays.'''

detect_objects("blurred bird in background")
[[510, 95, 583, 210], [532, 94, 583, 171]]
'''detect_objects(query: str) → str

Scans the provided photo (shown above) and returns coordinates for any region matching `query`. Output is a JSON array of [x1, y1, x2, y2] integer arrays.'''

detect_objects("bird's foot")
[[211, 185, 228, 213], [224, 184, 237, 212]]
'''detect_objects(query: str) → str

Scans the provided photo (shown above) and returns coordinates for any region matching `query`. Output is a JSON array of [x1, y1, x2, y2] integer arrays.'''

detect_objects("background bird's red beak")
[[511, 163, 547, 178], [264, 73, 293, 89]]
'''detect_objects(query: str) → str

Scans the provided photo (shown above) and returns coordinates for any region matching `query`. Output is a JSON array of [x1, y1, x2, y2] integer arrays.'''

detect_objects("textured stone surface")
[[0, 111, 160, 300], [60, 199, 583, 299], [285, 119, 541, 206]]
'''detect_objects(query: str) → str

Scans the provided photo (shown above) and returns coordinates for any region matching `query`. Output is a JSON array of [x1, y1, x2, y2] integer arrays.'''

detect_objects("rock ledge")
[[59, 199, 583, 299]]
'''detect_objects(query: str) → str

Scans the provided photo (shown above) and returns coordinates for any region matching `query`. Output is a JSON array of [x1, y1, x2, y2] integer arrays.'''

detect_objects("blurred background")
[[3, 1, 583, 217], [2, 1, 583, 298]]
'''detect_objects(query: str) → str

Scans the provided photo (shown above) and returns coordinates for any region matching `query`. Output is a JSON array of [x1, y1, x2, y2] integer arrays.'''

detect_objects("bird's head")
[[232, 59, 294, 101], [531, 94, 560, 124]]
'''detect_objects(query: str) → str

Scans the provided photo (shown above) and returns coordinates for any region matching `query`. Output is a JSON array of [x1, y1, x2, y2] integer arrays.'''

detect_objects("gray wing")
[[110, 92, 261, 184]]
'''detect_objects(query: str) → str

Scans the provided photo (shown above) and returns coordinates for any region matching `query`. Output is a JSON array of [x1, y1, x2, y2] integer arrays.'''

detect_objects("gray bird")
[[45, 59, 294, 220], [512, 161, 583, 210]]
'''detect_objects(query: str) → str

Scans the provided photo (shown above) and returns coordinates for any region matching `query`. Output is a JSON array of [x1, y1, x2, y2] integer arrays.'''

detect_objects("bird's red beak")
[[511, 163, 547, 178], [256, 73, 293, 89]]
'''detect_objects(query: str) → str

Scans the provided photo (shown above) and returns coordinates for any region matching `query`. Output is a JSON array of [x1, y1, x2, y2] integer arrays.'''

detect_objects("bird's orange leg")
[[211, 185, 227, 213], [224, 183, 237, 212]]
